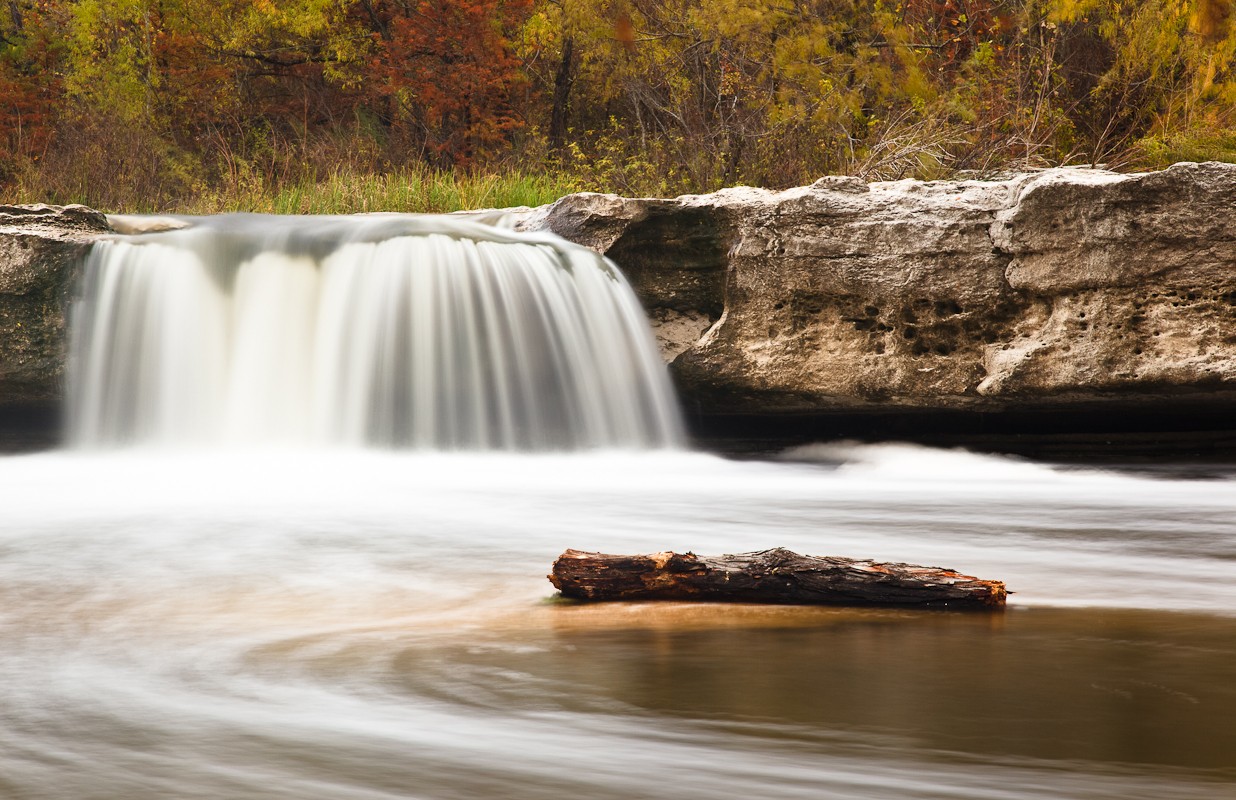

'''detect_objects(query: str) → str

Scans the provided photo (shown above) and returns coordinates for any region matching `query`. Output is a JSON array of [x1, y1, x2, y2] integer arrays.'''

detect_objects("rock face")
[[0, 205, 111, 416], [524, 163, 1236, 441], [2, 166, 1235, 452]]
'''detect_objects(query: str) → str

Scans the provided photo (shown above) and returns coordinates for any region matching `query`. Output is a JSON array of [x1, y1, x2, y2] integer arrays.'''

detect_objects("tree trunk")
[[549, 547, 1006, 610]]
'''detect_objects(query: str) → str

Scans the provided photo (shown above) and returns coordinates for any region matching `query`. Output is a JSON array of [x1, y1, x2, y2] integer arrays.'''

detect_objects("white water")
[[1, 447, 1235, 799], [69, 214, 681, 449], [8, 214, 1234, 798]]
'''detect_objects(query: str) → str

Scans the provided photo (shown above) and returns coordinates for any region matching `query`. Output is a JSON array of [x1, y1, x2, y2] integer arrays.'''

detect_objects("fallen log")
[[549, 547, 1006, 610]]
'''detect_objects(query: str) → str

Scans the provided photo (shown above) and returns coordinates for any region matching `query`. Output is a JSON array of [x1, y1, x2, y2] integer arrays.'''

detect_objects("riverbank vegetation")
[[4, 0, 1236, 212]]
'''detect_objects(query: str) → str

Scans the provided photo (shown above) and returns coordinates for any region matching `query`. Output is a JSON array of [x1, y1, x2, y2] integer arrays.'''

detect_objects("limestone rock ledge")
[[2, 166, 1234, 451], [0, 205, 111, 411], [522, 163, 1236, 434]]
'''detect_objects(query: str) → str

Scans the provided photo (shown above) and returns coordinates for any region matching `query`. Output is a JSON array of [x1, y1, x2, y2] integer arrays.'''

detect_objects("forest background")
[[3, 0, 1236, 212]]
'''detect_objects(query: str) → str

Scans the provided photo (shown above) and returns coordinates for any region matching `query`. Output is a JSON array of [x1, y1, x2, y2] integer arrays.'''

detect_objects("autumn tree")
[[362, 0, 533, 166], [520, 0, 941, 188], [0, 0, 62, 181], [1043, 0, 1236, 165], [6, 0, 1236, 207]]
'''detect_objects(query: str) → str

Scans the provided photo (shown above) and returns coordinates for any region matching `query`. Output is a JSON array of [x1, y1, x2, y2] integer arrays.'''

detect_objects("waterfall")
[[67, 213, 683, 449]]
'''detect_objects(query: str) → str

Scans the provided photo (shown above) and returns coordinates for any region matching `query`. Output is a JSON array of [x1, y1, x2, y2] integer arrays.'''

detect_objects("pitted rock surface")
[[0, 205, 111, 407], [524, 162, 1236, 417]]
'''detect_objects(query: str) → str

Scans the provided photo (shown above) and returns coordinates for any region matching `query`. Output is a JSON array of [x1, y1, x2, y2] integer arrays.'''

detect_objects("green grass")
[[11, 164, 584, 216], [250, 168, 582, 215]]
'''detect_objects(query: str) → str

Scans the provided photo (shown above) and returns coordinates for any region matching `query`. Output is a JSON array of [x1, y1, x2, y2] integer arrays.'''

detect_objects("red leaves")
[[0, 4, 61, 173], [364, 0, 533, 166]]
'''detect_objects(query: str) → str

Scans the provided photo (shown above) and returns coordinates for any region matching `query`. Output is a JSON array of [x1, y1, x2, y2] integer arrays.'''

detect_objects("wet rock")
[[0, 205, 111, 411]]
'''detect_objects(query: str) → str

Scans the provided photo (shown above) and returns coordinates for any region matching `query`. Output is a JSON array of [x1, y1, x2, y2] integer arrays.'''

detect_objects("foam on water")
[[0, 447, 1234, 799]]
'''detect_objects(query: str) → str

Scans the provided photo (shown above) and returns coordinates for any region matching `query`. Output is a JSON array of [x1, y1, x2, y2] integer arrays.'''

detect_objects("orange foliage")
[[6, 0, 1236, 203], [364, 0, 533, 166], [0, 3, 61, 174], [902, 0, 1010, 67], [152, 28, 236, 130]]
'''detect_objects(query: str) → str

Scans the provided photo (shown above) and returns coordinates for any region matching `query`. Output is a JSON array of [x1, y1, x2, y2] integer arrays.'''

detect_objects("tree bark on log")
[[549, 548, 1006, 610]]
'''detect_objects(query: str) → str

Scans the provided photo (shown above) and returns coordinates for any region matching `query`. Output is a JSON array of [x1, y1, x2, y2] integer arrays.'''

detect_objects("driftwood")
[[549, 547, 1006, 610]]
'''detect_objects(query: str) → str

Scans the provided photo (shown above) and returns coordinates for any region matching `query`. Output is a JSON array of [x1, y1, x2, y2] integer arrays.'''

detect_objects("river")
[[1, 443, 1233, 799]]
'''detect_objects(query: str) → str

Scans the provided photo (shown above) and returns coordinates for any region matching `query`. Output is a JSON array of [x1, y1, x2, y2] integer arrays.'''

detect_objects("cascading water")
[[67, 213, 682, 449], [9, 211, 1233, 800]]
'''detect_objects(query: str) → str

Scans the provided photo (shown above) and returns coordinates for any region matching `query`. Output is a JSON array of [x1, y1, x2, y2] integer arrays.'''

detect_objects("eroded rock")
[[524, 163, 1236, 427], [0, 205, 111, 411], [2, 166, 1234, 450]]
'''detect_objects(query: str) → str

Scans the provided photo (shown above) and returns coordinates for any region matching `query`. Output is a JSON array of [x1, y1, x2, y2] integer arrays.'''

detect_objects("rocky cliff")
[[523, 163, 1236, 451], [3, 164, 1235, 453]]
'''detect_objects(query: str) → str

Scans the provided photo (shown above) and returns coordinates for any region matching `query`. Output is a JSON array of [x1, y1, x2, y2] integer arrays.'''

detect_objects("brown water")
[[1, 445, 1233, 799]]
